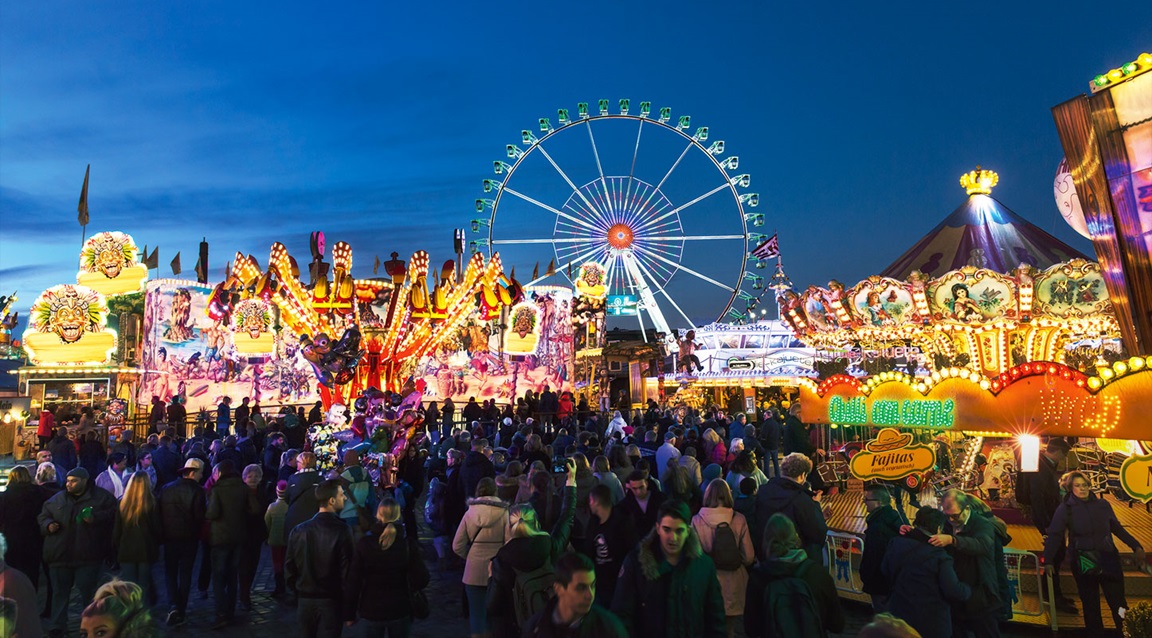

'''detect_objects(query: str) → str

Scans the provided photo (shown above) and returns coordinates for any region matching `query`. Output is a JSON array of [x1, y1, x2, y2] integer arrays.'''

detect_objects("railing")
[[824, 531, 865, 594], [1002, 547, 1046, 619]]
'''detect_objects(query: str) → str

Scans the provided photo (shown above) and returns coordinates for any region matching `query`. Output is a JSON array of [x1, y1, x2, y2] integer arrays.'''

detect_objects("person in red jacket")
[[37, 407, 56, 451]]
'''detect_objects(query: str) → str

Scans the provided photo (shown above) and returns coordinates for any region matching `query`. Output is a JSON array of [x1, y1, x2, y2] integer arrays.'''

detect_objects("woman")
[[113, 472, 162, 605], [606, 445, 634, 487], [745, 513, 844, 637], [592, 456, 624, 504], [693, 479, 755, 638], [605, 411, 627, 440], [495, 461, 524, 503], [452, 477, 510, 638], [1044, 470, 1145, 632], [521, 434, 550, 470], [277, 449, 299, 483], [0, 466, 51, 589], [347, 499, 423, 637], [425, 401, 440, 441], [663, 463, 702, 513], [725, 450, 768, 495], [487, 460, 577, 638], [571, 453, 597, 515], [80, 579, 156, 638], [702, 428, 726, 467]]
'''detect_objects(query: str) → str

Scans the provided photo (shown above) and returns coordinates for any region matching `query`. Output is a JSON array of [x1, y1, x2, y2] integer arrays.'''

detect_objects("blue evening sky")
[[2, 1, 1149, 323]]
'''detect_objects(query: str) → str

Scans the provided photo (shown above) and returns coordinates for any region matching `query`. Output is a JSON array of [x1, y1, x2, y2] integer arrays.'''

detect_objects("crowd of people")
[[0, 393, 1144, 637]]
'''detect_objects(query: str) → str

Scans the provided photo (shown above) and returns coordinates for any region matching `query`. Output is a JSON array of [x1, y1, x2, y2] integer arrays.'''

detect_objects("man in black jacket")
[[752, 452, 827, 561], [286, 479, 354, 638], [159, 458, 207, 626], [1023, 438, 1076, 613], [38, 467, 118, 637], [459, 437, 495, 499], [934, 490, 1004, 638], [860, 486, 903, 612], [524, 552, 628, 638], [578, 484, 637, 606], [48, 428, 78, 474], [284, 452, 322, 536], [205, 460, 260, 629], [759, 409, 782, 477], [152, 435, 182, 490], [619, 470, 667, 537]]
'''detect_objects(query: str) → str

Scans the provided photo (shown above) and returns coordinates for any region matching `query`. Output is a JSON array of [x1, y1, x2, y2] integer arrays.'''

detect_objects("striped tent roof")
[[880, 192, 1088, 280]]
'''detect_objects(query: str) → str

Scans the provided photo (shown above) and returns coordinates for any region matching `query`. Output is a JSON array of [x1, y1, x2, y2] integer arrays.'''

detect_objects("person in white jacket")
[[605, 411, 628, 440], [692, 479, 755, 638], [453, 477, 510, 638]]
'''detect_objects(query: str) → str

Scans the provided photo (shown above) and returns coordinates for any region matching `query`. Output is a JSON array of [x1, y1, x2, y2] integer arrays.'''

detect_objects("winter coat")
[[744, 550, 845, 637], [151, 444, 181, 489], [285, 511, 354, 609], [114, 506, 162, 563], [752, 477, 827, 561], [781, 415, 813, 456], [283, 469, 321, 536], [346, 529, 413, 622], [523, 598, 627, 638], [578, 508, 638, 605], [1044, 494, 1142, 577], [724, 469, 768, 496], [594, 471, 625, 505], [38, 482, 118, 565], [619, 488, 667, 537], [78, 440, 107, 477], [679, 455, 703, 488], [0, 560, 40, 638], [611, 524, 726, 638], [882, 529, 971, 638], [48, 435, 78, 473], [860, 505, 903, 595], [205, 473, 260, 546], [37, 411, 55, 437], [759, 417, 782, 451], [158, 477, 207, 542], [443, 466, 467, 535], [692, 507, 755, 616], [460, 450, 496, 499], [452, 495, 510, 586], [264, 497, 289, 547], [657, 443, 682, 478], [0, 482, 51, 578], [944, 508, 1004, 619], [487, 486, 576, 638]]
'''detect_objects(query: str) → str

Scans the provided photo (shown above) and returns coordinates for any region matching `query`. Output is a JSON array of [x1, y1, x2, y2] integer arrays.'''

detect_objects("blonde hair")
[[119, 472, 156, 527], [297, 452, 317, 469], [83, 579, 153, 637], [36, 462, 58, 485], [507, 504, 546, 538], [702, 478, 734, 509]]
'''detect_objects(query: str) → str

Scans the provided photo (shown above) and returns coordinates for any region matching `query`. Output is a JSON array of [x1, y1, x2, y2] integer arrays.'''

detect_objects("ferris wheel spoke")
[[632, 246, 678, 282], [638, 234, 747, 242], [503, 186, 603, 234], [535, 143, 612, 230], [654, 140, 694, 194], [633, 182, 731, 235], [629, 250, 697, 329], [625, 120, 643, 206], [634, 218, 682, 236], [633, 244, 735, 292], [492, 237, 593, 245], [586, 121, 607, 190], [559, 201, 609, 235]]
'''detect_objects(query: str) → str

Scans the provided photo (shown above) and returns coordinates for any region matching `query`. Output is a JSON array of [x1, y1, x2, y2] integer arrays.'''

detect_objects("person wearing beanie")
[[39, 463, 118, 636], [265, 479, 291, 598]]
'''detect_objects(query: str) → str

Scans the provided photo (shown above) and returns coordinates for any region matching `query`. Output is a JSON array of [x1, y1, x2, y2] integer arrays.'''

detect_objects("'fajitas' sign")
[[849, 428, 936, 481]]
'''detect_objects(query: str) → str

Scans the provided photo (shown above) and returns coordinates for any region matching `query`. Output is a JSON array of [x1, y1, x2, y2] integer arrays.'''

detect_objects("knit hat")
[[67, 467, 89, 480], [276, 480, 288, 498]]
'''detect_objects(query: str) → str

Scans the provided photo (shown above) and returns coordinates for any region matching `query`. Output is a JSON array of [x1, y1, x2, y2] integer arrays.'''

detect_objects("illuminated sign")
[[849, 428, 937, 481], [232, 299, 275, 355], [22, 284, 117, 365], [828, 396, 955, 428], [1120, 453, 1152, 503], [727, 358, 755, 371], [76, 231, 148, 296], [607, 295, 638, 316], [504, 301, 541, 355]]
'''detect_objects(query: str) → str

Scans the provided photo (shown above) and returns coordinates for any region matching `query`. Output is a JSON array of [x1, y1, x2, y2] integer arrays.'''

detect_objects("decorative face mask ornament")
[[23, 284, 116, 364], [235, 300, 270, 339], [76, 232, 147, 296]]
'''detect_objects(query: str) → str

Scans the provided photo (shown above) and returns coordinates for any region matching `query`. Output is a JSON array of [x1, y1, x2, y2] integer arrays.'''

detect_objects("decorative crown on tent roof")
[[960, 166, 999, 196]]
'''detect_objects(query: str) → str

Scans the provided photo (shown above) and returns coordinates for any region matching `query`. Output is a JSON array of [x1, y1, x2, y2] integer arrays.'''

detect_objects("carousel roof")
[[880, 169, 1088, 280]]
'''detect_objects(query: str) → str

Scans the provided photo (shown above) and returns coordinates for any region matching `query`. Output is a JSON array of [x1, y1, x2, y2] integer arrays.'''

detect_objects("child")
[[263, 480, 289, 597]]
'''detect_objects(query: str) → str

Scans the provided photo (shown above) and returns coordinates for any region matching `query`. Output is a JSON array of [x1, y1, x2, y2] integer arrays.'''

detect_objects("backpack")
[[761, 561, 824, 638], [512, 562, 556, 628], [709, 521, 743, 571]]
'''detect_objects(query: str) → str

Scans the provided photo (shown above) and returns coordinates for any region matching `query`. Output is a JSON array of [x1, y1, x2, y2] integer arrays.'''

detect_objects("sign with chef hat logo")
[[849, 428, 936, 481]]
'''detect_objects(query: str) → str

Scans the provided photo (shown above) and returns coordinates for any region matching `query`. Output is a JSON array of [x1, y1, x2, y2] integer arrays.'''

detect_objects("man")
[[96, 452, 130, 499], [729, 413, 747, 442], [1022, 438, 1077, 613], [619, 470, 667, 536], [539, 384, 559, 428], [882, 506, 971, 638], [460, 436, 496, 499], [234, 397, 252, 431], [461, 396, 483, 427], [678, 448, 702, 488], [611, 500, 725, 637], [933, 490, 1003, 638], [205, 460, 260, 629], [752, 452, 827, 561], [637, 430, 659, 463], [112, 429, 138, 470], [159, 458, 207, 626], [36, 449, 66, 486], [759, 409, 782, 477], [214, 435, 244, 469], [38, 467, 118, 638], [149, 395, 166, 431], [655, 431, 681, 479], [284, 452, 322, 536], [286, 479, 354, 638], [523, 552, 628, 637], [152, 435, 182, 490], [48, 428, 78, 474], [167, 397, 188, 437], [216, 396, 233, 436], [37, 406, 56, 451], [859, 486, 903, 612], [578, 484, 637, 606]]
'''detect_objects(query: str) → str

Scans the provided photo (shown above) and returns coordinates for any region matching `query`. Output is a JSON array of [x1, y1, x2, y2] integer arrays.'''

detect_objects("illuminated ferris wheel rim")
[[475, 105, 766, 329]]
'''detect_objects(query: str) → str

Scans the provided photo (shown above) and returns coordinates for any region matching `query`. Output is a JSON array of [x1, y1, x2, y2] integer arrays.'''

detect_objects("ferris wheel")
[[471, 100, 767, 339]]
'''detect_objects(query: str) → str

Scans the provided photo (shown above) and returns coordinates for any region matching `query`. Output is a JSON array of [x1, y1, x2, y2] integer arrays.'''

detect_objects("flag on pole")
[[545, 259, 555, 277], [144, 246, 159, 269], [170, 252, 182, 275], [532, 262, 539, 280], [77, 164, 90, 227], [194, 255, 206, 283], [373, 255, 381, 275], [141, 245, 149, 264], [752, 233, 780, 259]]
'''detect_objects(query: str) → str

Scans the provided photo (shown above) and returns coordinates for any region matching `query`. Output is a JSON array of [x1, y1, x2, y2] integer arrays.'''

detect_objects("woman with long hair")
[[606, 444, 634, 486], [114, 472, 163, 605], [725, 450, 768, 495], [1044, 470, 1145, 632], [693, 479, 755, 638], [0, 465, 51, 589], [592, 455, 624, 504], [347, 498, 426, 637]]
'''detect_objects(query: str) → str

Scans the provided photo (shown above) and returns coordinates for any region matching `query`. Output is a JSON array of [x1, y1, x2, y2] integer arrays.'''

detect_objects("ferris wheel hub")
[[607, 223, 635, 249]]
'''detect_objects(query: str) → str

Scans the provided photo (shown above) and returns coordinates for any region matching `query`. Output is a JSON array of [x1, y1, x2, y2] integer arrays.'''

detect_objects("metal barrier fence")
[[825, 531, 865, 595]]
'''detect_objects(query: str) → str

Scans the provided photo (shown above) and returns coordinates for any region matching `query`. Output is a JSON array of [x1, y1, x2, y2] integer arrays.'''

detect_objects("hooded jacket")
[[452, 495, 510, 586], [205, 473, 260, 546], [744, 549, 844, 637], [610, 525, 726, 638], [752, 477, 827, 561], [486, 486, 577, 638], [692, 507, 755, 616], [882, 528, 971, 638]]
